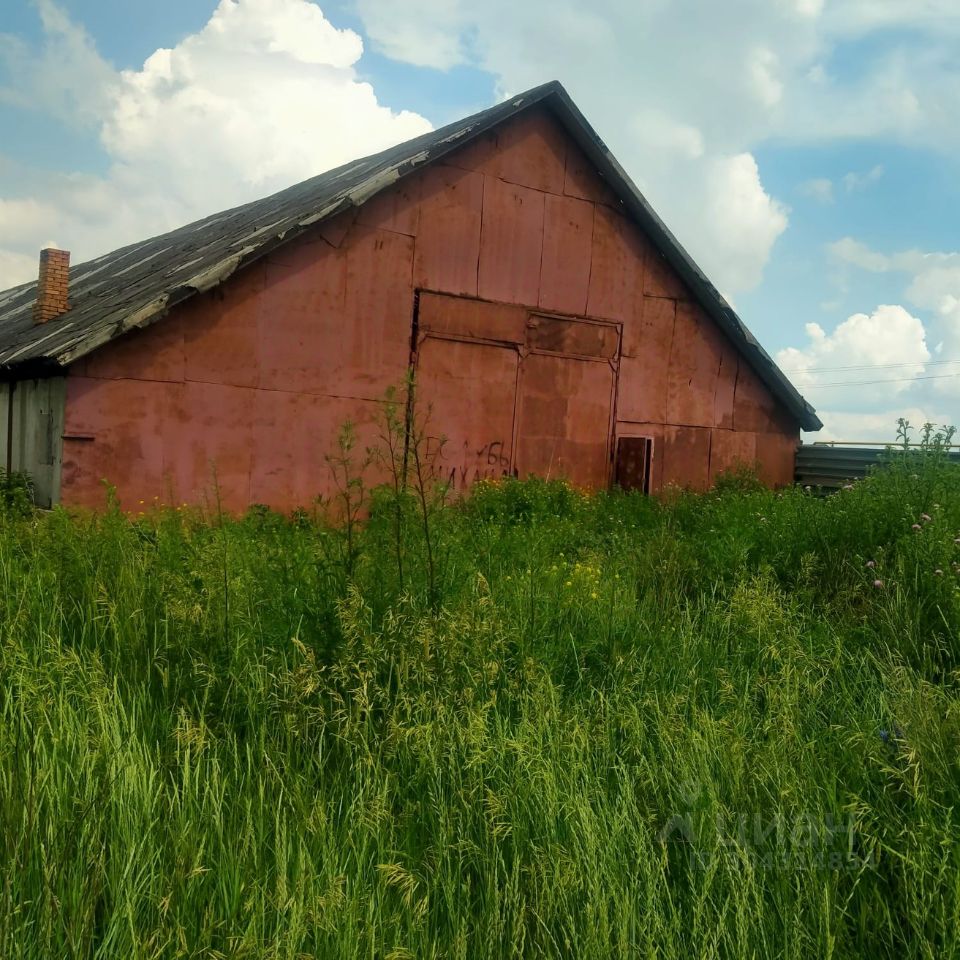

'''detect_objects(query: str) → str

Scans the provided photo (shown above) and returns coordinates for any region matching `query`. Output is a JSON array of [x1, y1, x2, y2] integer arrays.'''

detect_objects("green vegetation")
[[3, 427, 960, 958]]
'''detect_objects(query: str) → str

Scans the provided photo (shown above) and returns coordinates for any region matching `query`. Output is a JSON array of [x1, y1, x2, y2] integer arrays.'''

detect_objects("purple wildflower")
[[873, 579, 884, 588], [912, 523, 922, 531], [921, 513, 932, 522], [866, 560, 876, 569]]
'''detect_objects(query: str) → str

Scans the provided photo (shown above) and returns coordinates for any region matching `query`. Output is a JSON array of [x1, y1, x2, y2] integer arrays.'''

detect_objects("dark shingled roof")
[[0, 80, 821, 431]]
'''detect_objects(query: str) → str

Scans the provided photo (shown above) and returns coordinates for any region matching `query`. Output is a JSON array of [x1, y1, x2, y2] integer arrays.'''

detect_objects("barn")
[[0, 81, 820, 512]]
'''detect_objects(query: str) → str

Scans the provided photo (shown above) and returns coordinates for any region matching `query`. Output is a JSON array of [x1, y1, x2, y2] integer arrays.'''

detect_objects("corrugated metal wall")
[[0, 378, 66, 507], [796, 444, 960, 490]]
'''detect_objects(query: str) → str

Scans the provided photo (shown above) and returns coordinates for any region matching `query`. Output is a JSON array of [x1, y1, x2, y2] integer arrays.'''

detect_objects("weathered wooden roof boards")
[[0, 81, 821, 431]]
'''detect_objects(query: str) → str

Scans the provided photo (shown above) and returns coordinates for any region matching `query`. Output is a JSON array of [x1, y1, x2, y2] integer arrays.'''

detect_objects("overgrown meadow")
[[3, 425, 960, 958]]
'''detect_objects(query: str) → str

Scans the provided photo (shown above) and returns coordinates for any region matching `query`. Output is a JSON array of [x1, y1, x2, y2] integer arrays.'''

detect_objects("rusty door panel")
[[615, 437, 652, 492], [418, 291, 527, 344], [514, 353, 614, 488], [526, 313, 619, 359], [414, 335, 519, 492]]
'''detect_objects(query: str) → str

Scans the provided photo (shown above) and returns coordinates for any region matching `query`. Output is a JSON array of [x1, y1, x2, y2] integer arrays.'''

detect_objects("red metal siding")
[[478, 177, 544, 305], [538, 194, 593, 316], [412, 165, 483, 297], [60, 106, 799, 512]]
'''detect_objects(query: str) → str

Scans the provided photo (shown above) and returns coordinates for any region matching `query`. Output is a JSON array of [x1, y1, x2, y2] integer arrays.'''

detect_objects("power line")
[[782, 357, 960, 374], [815, 371, 960, 387]]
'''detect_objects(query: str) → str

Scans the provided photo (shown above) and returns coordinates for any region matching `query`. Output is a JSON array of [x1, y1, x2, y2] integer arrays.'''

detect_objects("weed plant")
[[2, 423, 960, 957]]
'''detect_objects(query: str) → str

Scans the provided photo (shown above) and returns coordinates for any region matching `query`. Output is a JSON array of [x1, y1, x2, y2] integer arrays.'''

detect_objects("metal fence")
[[795, 443, 960, 491]]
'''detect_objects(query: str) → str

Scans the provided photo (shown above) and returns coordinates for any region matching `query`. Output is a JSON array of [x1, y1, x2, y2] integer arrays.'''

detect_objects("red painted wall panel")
[[661, 425, 712, 491], [256, 238, 348, 397], [74, 313, 186, 383], [563, 139, 620, 208], [586, 206, 646, 323], [355, 178, 421, 237], [478, 177, 544, 306], [62, 377, 182, 509], [185, 265, 264, 389], [480, 110, 567, 195], [734, 362, 779, 434], [755, 430, 797, 488], [666, 301, 722, 427], [249, 390, 382, 508], [413, 164, 483, 296], [709, 429, 758, 483], [539, 193, 593, 316]]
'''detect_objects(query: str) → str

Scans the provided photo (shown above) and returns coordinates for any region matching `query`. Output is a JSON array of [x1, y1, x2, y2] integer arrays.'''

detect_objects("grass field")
[[3, 428, 960, 958]]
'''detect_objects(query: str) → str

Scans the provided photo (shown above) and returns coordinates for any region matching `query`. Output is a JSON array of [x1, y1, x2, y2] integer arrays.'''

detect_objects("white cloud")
[[827, 239, 960, 398], [827, 237, 894, 273], [701, 154, 789, 291], [842, 164, 884, 192], [0, 0, 114, 128], [0, 0, 432, 289], [798, 177, 834, 203], [0, 250, 37, 290], [353, 0, 467, 70], [748, 47, 784, 107], [777, 305, 931, 409], [791, 0, 825, 18]]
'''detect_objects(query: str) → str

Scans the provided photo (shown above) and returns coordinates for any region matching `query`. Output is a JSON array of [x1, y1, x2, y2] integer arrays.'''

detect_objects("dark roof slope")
[[0, 81, 821, 430]]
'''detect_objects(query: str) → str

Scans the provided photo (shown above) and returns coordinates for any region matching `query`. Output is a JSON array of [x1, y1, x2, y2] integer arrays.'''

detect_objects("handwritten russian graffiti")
[[426, 437, 512, 489]]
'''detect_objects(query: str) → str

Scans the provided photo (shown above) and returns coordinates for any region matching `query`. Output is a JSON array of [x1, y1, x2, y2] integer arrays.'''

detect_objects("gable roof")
[[0, 81, 821, 431]]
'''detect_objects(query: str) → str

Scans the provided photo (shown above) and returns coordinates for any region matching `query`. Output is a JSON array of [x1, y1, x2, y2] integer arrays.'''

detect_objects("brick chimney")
[[33, 247, 71, 325]]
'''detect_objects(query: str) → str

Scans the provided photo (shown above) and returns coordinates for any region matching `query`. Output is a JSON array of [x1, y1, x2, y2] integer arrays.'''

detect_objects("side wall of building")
[[1, 377, 66, 507], [59, 107, 798, 512]]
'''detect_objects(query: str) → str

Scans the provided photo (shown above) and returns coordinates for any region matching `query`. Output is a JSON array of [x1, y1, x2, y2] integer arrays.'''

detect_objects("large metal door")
[[513, 313, 618, 488], [514, 352, 616, 488], [414, 335, 518, 491], [413, 292, 619, 491], [413, 292, 524, 492]]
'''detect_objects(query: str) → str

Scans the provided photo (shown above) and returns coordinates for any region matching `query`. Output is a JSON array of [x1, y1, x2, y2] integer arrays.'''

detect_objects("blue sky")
[[2, 0, 959, 441]]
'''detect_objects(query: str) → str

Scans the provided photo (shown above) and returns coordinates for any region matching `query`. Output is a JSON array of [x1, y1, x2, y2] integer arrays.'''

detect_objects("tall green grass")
[[3, 444, 960, 957]]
